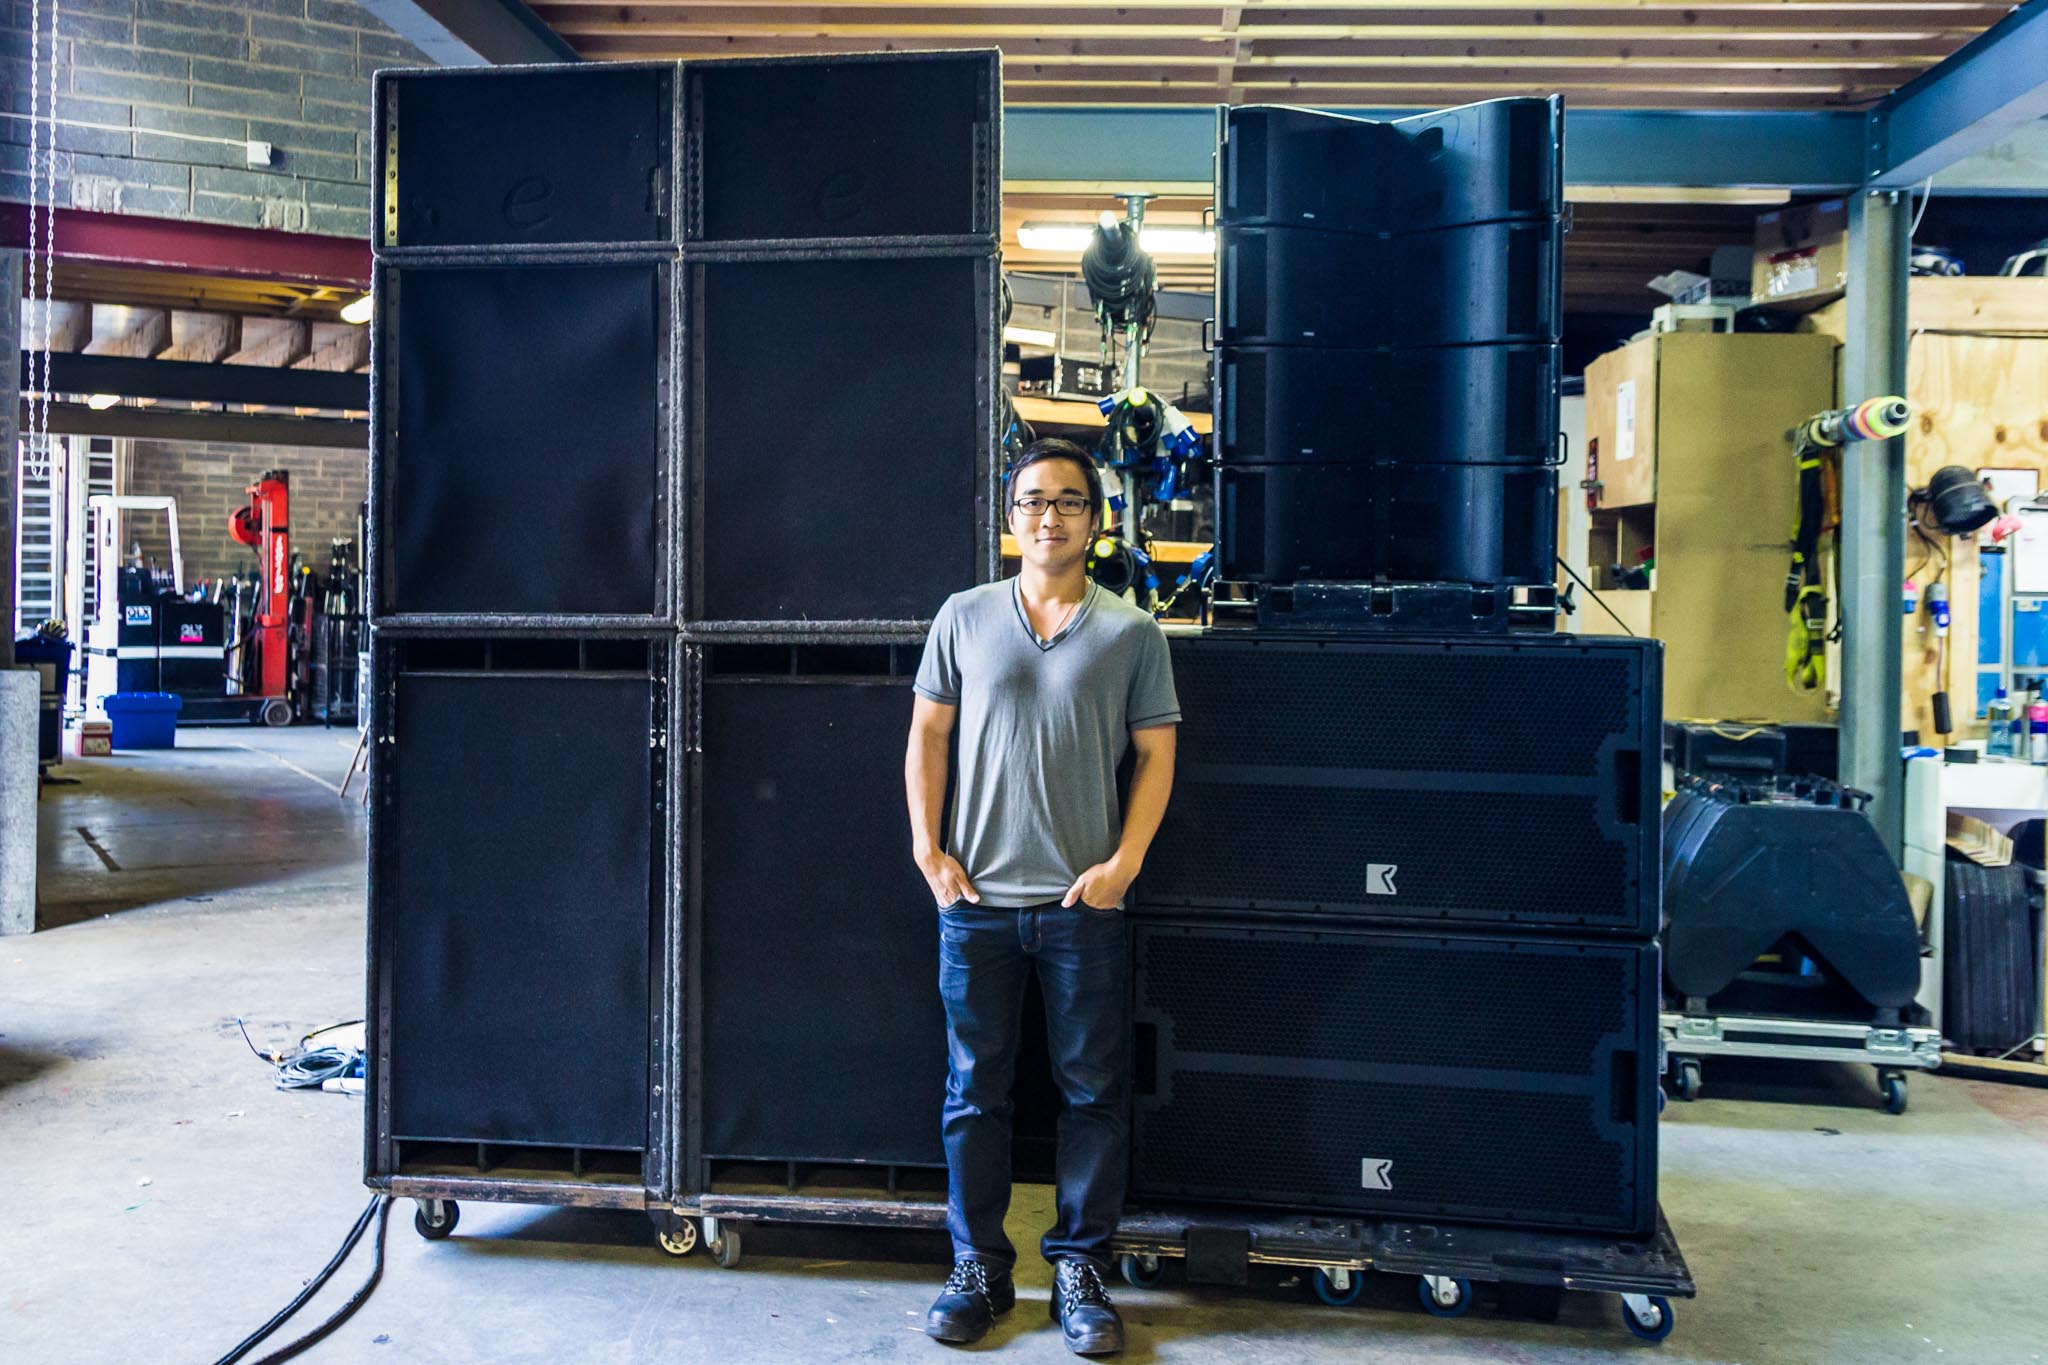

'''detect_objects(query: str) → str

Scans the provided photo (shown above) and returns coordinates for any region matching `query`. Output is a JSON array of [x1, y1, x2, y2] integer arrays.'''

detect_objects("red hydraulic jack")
[[215, 470, 295, 726]]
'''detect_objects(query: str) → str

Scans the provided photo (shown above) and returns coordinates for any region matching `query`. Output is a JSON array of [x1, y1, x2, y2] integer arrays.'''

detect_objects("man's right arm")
[[906, 695, 980, 905]]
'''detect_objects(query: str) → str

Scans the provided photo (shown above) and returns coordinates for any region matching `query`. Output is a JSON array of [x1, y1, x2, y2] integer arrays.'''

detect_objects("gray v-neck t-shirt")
[[914, 579, 1181, 908]]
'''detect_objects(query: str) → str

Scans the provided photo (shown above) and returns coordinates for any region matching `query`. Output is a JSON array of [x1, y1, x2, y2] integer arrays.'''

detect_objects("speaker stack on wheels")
[[366, 63, 678, 1210], [364, 52, 1000, 1222], [1125, 100, 1668, 1245]]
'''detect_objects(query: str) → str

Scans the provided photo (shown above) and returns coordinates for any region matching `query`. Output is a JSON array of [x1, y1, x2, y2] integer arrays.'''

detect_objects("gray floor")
[[4, 733, 2046, 1364]]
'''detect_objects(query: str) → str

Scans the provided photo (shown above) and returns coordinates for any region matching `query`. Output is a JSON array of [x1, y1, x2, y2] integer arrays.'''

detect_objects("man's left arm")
[[1063, 723, 1176, 911]]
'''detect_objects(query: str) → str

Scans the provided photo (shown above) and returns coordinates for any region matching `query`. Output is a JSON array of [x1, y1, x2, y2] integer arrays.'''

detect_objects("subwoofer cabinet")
[[1135, 630, 1662, 935], [1129, 919, 1660, 1237], [366, 633, 670, 1193]]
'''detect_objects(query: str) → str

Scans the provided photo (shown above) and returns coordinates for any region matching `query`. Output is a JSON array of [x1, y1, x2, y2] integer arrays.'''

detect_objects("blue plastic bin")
[[104, 692, 183, 749]]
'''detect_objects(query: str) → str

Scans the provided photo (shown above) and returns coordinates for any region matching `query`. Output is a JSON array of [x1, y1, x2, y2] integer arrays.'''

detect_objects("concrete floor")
[[4, 733, 2047, 1364]]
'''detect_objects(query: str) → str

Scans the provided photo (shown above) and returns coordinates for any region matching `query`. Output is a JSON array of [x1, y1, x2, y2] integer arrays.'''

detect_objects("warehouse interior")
[[5, 2, 2048, 1363]]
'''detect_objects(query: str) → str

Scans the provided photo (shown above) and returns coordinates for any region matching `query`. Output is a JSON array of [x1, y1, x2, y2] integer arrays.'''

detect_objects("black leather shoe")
[[925, 1259, 1015, 1344], [1049, 1258, 1124, 1355]]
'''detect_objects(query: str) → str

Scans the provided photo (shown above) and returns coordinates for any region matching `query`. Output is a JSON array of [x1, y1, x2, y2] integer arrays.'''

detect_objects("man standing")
[[905, 438, 1179, 1356]]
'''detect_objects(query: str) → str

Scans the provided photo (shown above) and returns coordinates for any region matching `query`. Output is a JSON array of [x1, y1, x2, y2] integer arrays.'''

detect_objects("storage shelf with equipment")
[[1577, 330, 1837, 723]]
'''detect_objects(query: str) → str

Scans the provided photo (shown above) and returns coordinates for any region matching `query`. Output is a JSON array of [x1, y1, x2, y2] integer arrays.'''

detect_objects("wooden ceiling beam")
[[540, 8, 2000, 41], [537, 0, 2001, 16], [569, 33, 1954, 67], [1006, 85, 1871, 107], [1003, 64, 1897, 90]]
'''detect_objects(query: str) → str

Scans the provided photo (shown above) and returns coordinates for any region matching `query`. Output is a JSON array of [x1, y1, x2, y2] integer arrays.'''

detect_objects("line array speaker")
[[372, 634, 665, 1155], [1217, 463, 1557, 585], [1134, 632, 1662, 935], [1216, 100, 1561, 235], [1131, 920, 1659, 1237], [1211, 99, 1563, 597]]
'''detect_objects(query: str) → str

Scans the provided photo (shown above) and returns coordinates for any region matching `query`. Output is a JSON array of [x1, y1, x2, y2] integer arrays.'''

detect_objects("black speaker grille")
[[691, 255, 988, 624], [1172, 642, 1633, 776], [1132, 923, 1653, 1234], [383, 66, 671, 249], [386, 667, 655, 1151], [385, 263, 662, 618], [689, 54, 993, 241], [698, 676, 946, 1166], [1137, 636, 1658, 933], [1136, 1073, 1629, 1229], [1140, 932, 1629, 1073], [1144, 782, 1630, 925]]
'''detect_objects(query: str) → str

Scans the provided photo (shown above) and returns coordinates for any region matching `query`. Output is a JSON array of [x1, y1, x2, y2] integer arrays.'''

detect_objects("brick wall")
[[1, 0, 429, 237], [122, 440, 365, 588]]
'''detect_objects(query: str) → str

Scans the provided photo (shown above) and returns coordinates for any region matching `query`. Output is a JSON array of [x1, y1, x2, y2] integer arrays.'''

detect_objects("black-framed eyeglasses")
[[1011, 496, 1092, 518]]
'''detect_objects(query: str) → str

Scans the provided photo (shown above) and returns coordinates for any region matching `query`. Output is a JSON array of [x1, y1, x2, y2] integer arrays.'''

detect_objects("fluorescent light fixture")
[[1139, 227, 1217, 257], [86, 393, 121, 410], [339, 293, 374, 325], [1017, 223, 1095, 252], [1002, 325, 1057, 348], [1016, 221, 1215, 258]]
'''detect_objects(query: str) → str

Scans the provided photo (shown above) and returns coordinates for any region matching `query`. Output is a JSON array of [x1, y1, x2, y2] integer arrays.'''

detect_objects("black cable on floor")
[[210, 1195, 388, 1365], [248, 1197, 394, 1365]]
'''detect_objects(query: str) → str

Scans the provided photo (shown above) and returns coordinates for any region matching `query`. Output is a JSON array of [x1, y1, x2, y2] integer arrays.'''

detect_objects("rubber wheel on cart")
[[1119, 1253, 1166, 1289], [708, 1222, 743, 1268], [1311, 1267, 1365, 1307], [654, 1213, 698, 1257], [1881, 1072, 1909, 1115], [413, 1199, 458, 1240], [1622, 1294, 1675, 1342], [1417, 1276, 1471, 1318], [260, 697, 292, 728], [1674, 1059, 1702, 1102]]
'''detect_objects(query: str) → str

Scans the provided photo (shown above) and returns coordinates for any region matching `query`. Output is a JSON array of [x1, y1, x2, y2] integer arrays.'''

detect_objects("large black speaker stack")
[[365, 52, 1000, 1206], [1213, 101, 1563, 630], [1130, 99, 1666, 1241]]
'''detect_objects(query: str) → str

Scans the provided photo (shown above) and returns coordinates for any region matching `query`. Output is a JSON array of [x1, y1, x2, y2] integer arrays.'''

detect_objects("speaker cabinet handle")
[[1614, 750, 1642, 825], [1201, 317, 1214, 354], [1133, 1022, 1159, 1096]]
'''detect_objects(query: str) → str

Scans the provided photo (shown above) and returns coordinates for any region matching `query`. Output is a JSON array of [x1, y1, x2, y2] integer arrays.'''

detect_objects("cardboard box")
[[1752, 198, 1848, 309], [73, 720, 112, 758]]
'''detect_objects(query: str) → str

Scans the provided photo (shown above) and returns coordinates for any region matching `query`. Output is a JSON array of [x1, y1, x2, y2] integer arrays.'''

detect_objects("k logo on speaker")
[[1361, 1159, 1394, 1191], [1366, 864, 1399, 895]]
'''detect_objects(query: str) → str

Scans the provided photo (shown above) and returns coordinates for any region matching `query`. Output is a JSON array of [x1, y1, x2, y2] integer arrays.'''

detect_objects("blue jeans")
[[938, 900, 1130, 1270]]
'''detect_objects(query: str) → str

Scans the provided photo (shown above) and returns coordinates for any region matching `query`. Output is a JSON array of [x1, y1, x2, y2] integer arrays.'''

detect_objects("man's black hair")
[[1005, 437, 1105, 522]]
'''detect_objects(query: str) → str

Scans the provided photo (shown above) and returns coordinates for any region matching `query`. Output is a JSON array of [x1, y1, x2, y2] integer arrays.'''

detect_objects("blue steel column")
[[1839, 191, 1911, 858]]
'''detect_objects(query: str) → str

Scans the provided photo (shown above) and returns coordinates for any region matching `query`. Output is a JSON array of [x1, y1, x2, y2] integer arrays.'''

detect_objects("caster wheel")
[[1673, 1060, 1702, 1102], [705, 1219, 742, 1269], [260, 698, 292, 728], [1119, 1253, 1166, 1289], [1882, 1073, 1909, 1115], [413, 1199, 458, 1241], [1311, 1267, 1365, 1307], [654, 1214, 698, 1257], [1622, 1294, 1675, 1342], [1418, 1276, 1470, 1318]]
